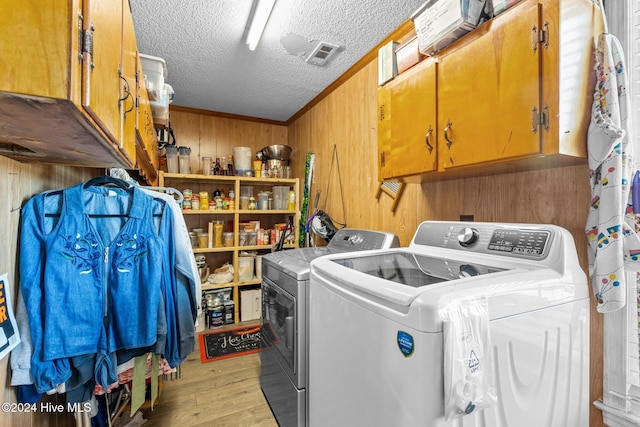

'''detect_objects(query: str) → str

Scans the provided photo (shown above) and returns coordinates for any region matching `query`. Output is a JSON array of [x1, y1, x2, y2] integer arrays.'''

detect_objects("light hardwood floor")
[[140, 327, 278, 427]]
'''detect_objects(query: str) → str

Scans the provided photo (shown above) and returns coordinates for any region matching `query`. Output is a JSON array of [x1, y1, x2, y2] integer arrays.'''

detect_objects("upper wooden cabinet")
[[0, 0, 139, 169], [438, 1, 541, 170], [378, 57, 437, 180], [377, 0, 601, 182]]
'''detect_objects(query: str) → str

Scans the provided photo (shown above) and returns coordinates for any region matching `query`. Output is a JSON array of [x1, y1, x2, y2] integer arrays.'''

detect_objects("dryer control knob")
[[458, 227, 479, 247], [348, 234, 364, 245]]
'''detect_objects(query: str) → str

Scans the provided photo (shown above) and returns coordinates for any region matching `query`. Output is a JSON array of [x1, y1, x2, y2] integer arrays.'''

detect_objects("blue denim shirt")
[[20, 184, 171, 392]]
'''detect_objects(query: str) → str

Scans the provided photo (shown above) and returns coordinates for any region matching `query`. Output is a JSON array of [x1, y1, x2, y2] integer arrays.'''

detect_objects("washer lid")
[[333, 252, 509, 288]]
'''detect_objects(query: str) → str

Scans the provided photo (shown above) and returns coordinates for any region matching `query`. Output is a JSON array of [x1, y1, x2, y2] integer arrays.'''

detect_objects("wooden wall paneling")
[[170, 110, 288, 176]]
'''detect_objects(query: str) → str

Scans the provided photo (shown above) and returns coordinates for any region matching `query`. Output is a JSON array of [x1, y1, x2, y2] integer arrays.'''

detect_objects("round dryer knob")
[[348, 234, 364, 245], [457, 227, 479, 247]]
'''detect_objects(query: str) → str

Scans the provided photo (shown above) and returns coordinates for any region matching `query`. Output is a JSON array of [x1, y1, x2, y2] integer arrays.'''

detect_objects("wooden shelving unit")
[[159, 171, 300, 323]]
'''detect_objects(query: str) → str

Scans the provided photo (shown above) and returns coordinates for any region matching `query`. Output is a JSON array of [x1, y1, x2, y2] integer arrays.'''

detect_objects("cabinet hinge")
[[531, 105, 550, 133], [77, 11, 84, 61], [82, 23, 95, 68], [380, 151, 386, 167], [531, 21, 549, 52]]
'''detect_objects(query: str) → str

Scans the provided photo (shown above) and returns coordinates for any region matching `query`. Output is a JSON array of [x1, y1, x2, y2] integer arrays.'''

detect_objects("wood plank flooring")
[[140, 326, 278, 427]]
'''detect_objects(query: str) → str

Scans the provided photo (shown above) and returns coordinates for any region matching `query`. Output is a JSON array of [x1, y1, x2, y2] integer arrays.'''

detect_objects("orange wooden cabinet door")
[[83, 0, 125, 151], [377, 57, 437, 181], [120, 0, 138, 165], [437, 1, 541, 170]]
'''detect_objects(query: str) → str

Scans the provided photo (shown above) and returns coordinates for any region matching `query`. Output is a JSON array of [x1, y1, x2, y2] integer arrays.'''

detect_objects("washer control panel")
[[488, 228, 550, 257], [328, 228, 400, 251], [412, 221, 556, 260]]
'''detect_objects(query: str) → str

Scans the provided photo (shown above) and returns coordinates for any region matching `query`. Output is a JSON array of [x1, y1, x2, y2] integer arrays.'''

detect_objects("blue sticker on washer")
[[397, 331, 414, 357]]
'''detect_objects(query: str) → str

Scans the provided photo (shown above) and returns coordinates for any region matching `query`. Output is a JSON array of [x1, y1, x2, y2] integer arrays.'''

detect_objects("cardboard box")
[[395, 35, 425, 74], [378, 41, 398, 86]]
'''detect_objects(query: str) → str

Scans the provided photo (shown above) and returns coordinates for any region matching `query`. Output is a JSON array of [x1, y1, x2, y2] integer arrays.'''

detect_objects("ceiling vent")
[[305, 41, 341, 66]]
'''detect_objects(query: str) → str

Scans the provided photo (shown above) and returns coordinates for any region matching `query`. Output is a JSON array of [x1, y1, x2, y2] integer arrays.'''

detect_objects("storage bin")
[[238, 254, 255, 281], [233, 147, 253, 173], [140, 53, 167, 102], [240, 288, 261, 321]]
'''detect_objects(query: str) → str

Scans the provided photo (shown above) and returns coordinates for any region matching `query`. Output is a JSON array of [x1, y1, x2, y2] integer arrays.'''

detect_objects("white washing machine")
[[308, 221, 589, 427]]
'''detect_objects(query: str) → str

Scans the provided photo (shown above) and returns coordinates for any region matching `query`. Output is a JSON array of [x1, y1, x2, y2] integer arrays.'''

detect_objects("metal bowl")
[[260, 144, 292, 160]]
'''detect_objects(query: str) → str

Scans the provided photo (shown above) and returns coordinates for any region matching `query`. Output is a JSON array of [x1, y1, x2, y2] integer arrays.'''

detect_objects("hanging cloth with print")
[[585, 32, 636, 313]]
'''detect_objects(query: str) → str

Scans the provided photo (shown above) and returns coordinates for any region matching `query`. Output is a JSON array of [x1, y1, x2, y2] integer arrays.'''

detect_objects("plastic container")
[[257, 191, 269, 210], [150, 84, 174, 125], [233, 147, 253, 172], [272, 186, 290, 210], [178, 146, 191, 174], [198, 232, 208, 249], [239, 196, 250, 210], [213, 221, 224, 248], [202, 157, 212, 175], [165, 145, 178, 173], [288, 190, 296, 210], [139, 53, 167, 102], [239, 231, 257, 246], [240, 186, 253, 198], [223, 232, 234, 247], [238, 254, 255, 281]]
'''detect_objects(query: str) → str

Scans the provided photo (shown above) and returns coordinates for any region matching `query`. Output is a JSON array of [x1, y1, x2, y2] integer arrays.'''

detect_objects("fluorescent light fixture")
[[246, 0, 276, 50]]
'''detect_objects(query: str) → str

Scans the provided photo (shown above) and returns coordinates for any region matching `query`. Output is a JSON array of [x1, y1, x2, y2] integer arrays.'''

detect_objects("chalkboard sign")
[[199, 326, 261, 362]]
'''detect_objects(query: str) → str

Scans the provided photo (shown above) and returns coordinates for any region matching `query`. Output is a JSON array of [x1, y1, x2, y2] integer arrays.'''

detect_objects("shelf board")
[[182, 209, 298, 215], [192, 244, 295, 253], [238, 209, 298, 215], [201, 279, 262, 291], [162, 172, 297, 185]]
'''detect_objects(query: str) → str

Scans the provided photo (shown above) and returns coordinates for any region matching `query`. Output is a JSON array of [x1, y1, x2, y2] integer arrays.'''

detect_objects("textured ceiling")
[[128, 0, 425, 122]]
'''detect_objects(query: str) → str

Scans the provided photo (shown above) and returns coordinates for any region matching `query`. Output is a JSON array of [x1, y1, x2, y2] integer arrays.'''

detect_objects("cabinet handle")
[[119, 76, 135, 115], [444, 120, 453, 149], [425, 126, 433, 153]]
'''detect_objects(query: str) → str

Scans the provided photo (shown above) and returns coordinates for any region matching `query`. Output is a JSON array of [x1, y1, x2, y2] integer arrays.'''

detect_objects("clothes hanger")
[[83, 175, 132, 191], [44, 176, 134, 218]]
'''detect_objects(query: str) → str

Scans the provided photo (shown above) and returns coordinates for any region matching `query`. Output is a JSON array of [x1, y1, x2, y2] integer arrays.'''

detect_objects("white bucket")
[[233, 147, 253, 172]]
